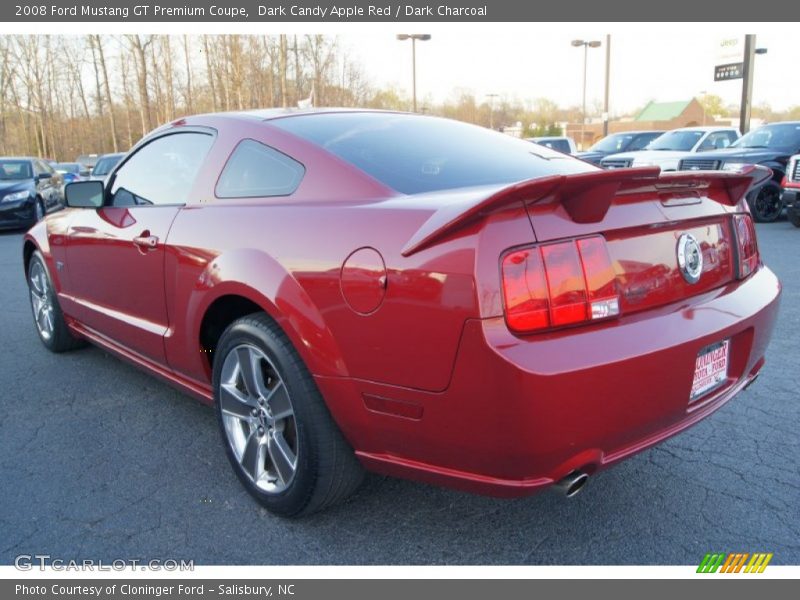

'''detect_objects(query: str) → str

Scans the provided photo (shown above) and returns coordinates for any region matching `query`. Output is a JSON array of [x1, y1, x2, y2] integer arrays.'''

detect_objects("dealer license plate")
[[690, 340, 730, 401]]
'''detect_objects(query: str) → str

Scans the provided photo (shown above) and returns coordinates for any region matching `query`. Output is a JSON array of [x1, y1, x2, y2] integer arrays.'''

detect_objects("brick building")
[[566, 98, 723, 150]]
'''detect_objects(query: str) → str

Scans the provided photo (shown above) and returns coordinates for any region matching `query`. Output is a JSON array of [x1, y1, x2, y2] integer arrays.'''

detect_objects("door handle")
[[133, 234, 159, 250]]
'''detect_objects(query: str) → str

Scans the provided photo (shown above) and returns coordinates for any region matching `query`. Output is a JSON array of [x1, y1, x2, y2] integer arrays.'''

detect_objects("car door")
[[63, 131, 215, 364]]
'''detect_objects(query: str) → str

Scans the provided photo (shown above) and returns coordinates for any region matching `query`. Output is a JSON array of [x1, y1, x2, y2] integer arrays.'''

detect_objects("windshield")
[[733, 123, 800, 150], [92, 155, 122, 176], [56, 163, 80, 174], [647, 130, 705, 151], [589, 133, 637, 153], [0, 160, 33, 180], [273, 113, 595, 194]]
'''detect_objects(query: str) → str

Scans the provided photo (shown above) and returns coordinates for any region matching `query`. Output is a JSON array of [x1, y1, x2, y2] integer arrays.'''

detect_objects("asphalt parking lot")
[[0, 222, 798, 566]]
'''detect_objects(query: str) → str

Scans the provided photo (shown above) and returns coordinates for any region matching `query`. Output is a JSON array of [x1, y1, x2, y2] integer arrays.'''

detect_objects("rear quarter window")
[[216, 139, 305, 198]]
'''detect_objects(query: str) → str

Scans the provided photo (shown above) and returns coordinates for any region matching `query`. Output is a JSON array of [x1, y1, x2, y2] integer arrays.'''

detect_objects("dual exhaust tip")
[[553, 470, 590, 498]]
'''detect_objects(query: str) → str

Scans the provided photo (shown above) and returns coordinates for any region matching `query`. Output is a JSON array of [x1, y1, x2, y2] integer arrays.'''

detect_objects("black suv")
[[678, 121, 800, 222], [576, 130, 664, 166]]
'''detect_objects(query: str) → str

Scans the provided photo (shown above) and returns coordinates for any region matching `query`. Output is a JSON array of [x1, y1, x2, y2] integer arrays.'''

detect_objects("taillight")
[[733, 214, 759, 279], [501, 236, 619, 333]]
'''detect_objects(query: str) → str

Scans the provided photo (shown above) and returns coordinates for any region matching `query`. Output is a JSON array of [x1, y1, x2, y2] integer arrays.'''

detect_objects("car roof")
[[202, 107, 400, 123], [0, 156, 36, 161], [97, 152, 126, 158], [671, 126, 737, 132]]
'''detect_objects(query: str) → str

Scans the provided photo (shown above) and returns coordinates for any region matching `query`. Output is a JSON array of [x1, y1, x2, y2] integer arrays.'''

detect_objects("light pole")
[[739, 35, 768, 134], [486, 93, 499, 129], [396, 34, 431, 113], [571, 39, 601, 150]]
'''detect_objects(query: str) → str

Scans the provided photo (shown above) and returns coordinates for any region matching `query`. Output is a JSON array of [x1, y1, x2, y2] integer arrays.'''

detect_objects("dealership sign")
[[714, 36, 744, 81]]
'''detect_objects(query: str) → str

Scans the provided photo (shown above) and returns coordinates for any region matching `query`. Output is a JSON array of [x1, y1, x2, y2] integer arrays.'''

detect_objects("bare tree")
[[126, 34, 154, 133]]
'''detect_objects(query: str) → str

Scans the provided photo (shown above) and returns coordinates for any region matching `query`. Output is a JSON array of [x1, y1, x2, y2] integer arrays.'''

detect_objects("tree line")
[[0, 35, 373, 160], [6, 35, 797, 162]]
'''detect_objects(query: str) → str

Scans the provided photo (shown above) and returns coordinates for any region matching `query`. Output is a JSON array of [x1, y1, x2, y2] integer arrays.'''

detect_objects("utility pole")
[[739, 34, 755, 135]]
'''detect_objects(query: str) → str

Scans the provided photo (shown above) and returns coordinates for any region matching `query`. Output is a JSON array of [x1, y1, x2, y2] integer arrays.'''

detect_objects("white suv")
[[600, 126, 740, 171]]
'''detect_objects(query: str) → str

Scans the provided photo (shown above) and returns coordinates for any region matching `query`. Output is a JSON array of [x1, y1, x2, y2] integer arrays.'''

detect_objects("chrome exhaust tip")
[[553, 471, 589, 498]]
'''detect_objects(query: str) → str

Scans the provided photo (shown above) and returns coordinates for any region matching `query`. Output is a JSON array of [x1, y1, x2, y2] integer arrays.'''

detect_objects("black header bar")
[[4, 0, 800, 22]]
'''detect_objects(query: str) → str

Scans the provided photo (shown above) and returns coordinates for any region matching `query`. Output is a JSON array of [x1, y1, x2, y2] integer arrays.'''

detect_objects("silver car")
[[89, 152, 125, 182]]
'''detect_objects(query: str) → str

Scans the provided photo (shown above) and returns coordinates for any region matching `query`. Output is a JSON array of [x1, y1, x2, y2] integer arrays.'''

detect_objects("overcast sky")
[[8, 22, 794, 116], [342, 28, 794, 114]]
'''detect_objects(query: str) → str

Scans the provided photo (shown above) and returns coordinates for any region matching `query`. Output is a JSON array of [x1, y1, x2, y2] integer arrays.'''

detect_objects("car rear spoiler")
[[401, 165, 772, 257]]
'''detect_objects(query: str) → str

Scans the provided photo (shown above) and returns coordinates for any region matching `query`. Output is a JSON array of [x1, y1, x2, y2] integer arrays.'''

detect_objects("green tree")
[[699, 94, 729, 119]]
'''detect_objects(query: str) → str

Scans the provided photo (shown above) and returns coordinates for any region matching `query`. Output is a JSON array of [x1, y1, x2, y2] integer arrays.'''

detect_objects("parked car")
[[0, 157, 62, 230], [75, 153, 100, 171], [24, 110, 780, 516], [576, 131, 663, 165], [55, 162, 90, 184], [89, 152, 125, 181], [678, 122, 800, 222], [526, 136, 577, 154], [600, 127, 740, 171], [781, 154, 800, 227]]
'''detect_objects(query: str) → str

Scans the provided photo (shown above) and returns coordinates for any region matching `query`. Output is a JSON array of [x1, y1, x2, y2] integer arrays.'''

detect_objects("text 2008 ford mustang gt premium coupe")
[[23, 110, 780, 516]]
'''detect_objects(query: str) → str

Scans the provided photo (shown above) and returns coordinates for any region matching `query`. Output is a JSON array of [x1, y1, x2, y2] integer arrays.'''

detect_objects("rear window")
[[272, 113, 594, 195], [216, 140, 305, 198]]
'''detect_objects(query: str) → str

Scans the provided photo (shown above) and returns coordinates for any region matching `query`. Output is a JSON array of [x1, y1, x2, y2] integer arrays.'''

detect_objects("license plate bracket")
[[691, 339, 730, 401]]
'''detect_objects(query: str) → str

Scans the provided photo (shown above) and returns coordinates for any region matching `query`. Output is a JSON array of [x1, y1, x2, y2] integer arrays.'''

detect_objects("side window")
[[109, 132, 213, 207], [724, 131, 739, 146], [699, 132, 733, 152], [628, 135, 652, 151], [216, 139, 305, 198]]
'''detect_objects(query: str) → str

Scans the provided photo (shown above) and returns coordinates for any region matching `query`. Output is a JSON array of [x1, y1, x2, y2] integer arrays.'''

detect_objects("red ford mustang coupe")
[[23, 110, 781, 516]]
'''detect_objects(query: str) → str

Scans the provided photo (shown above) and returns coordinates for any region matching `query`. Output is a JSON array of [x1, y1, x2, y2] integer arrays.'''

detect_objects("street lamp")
[[571, 39, 601, 150], [396, 34, 431, 113], [486, 93, 499, 129]]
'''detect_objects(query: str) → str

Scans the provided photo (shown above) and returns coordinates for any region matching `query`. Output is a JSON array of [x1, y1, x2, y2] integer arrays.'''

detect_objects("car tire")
[[213, 312, 364, 517], [788, 207, 800, 228], [27, 251, 86, 353], [747, 182, 782, 223], [34, 198, 45, 222]]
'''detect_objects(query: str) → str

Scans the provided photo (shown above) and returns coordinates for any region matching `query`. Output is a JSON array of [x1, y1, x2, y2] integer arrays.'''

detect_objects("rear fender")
[[187, 247, 349, 379]]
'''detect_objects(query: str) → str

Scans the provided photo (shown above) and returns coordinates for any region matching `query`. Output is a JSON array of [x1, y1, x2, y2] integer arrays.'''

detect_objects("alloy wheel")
[[29, 261, 54, 341], [752, 185, 782, 222], [219, 344, 298, 494]]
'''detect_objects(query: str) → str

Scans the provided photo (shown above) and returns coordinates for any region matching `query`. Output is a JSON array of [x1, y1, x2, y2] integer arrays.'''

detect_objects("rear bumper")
[[319, 266, 781, 497]]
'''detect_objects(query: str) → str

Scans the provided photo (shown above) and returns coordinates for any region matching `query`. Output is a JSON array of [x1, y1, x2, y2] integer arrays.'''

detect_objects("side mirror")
[[36, 172, 52, 181], [65, 180, 104, 208]]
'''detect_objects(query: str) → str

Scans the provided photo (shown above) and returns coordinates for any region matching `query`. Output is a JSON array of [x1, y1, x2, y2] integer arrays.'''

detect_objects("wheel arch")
[[22, 238, 38, 276], [190, 249, 350, 382]]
